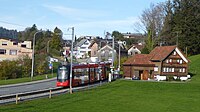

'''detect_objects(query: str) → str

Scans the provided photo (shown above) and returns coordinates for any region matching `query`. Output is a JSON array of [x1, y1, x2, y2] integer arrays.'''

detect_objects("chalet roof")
[[123, 54, 154, 66], [150, 46, 176, 61]]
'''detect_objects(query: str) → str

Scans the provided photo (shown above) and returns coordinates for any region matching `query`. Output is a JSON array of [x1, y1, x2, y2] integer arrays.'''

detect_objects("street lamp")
[[109, 36, 115, 82], [117, 40, 126, 71], [31, 31, 42, 81], [111, 36, 115, 67], [68, 27, 74, 94]]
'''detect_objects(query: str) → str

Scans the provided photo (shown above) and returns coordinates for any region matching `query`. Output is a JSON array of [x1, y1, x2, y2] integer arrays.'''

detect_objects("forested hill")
[[0, 27, 18, 39]]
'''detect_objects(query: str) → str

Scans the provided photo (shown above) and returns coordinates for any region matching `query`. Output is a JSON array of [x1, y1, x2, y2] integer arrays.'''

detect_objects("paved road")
[[0, 78, 57, 96]]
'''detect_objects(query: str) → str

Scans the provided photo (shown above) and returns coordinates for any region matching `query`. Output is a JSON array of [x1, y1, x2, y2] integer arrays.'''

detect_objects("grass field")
[[0, 62, 60, 86], [0, 73, 56, 86], [0, 54, 200, 112]]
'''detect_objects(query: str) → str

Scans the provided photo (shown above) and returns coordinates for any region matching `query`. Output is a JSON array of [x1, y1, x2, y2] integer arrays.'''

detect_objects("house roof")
[[123, 54, 154, 66], [75, 39, 88, 47], [123, 45, 189, 67], [150, 46, 176, 61], [88, 40, 96, 48], [128, 44, 144, 51], [98, 44, 113, 52]]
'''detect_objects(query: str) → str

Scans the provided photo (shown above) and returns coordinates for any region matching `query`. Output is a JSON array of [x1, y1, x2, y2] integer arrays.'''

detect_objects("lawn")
[[0, 62, 60, 86], [0, 73, 56, 86], [0, 54, 200, 112]]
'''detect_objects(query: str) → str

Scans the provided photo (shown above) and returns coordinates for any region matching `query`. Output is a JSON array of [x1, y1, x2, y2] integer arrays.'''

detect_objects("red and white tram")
[[56, 62, 111, 87]]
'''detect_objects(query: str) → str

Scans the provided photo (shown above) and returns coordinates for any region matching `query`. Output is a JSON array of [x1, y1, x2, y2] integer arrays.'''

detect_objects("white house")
[[74, 39, 91, 59], [128, 44, 143, 56], [97, 44, 116, 62]]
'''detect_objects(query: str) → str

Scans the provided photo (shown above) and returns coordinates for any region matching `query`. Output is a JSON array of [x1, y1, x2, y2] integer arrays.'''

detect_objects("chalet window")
[[179, 68, 182, 72], [166, 59, 169, 63], [177, 59, 179, 63], [163, 68, 166, 72], [0, 49, 6, 54], [169, 59, 172, 63], [166, 68, 169, 72], [180, 60, 183, 64], [154, 67, 158, 71], [183, 68, 185, 72], [169, 68, 172, 72], [173, 51, 176, 55], [2, 41, 7, 46], [172, 68, 174, 72], [10, 50, 17, 55]]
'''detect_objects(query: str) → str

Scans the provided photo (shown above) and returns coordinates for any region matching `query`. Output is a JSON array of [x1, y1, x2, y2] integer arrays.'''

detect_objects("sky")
[[0, 0, 166, 40]]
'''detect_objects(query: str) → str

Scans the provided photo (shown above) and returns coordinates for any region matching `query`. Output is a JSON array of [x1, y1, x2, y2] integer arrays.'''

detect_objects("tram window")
[[57, 66, 69, 79], [74, 68, 82, 77]]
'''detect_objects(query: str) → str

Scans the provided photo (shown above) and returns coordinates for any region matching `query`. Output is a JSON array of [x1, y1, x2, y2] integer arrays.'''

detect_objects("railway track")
[[0, 81, 106, 105]]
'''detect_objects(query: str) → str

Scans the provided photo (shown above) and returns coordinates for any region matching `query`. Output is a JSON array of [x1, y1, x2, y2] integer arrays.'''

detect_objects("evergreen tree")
[[51, 27, 63, 51], [171, 0, 200, 55], [146, 29, 155, 53]]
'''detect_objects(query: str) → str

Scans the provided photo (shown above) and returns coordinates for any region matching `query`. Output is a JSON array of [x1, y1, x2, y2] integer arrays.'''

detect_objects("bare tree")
[[136, 3, 165, 38]]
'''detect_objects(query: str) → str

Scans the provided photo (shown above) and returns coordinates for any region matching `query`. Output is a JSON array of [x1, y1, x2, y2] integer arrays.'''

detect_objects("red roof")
[[150, 46, 176, 61], [123, 54, 154, 66], [123, 46, 178, 66]]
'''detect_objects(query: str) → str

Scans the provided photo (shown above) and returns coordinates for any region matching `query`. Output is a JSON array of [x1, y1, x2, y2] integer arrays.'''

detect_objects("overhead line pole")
[[69, 27, 74, 94]]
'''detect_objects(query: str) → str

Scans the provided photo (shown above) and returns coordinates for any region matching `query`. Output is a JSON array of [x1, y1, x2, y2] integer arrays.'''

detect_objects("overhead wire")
[[0, 20, 27, 28]]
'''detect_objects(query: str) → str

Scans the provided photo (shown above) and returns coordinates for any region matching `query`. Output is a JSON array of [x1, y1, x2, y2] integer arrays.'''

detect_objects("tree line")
[[138, 0, 200, 55], [0, 27, 18, 39]]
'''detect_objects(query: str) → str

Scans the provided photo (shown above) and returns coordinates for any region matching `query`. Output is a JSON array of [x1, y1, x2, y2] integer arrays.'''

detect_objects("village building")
[[127, 43, 144, 56], [0, 38, 32, 61], [123, 46, 190, 81]]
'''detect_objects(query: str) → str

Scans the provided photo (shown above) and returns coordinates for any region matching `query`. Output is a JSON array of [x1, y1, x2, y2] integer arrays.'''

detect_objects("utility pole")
[[69, 27, 74, 94]]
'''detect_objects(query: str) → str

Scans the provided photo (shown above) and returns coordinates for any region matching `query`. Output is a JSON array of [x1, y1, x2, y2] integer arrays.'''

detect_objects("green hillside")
[[189, 54, 200, 83], [0, 54, 200, 112]]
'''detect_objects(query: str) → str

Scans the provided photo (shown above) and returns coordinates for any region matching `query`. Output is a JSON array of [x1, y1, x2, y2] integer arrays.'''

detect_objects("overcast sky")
[[0, 0, 166, 39]]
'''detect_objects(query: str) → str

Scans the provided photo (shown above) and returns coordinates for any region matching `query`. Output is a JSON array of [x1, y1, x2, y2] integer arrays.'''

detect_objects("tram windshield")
[[57, 66, 69, 80]]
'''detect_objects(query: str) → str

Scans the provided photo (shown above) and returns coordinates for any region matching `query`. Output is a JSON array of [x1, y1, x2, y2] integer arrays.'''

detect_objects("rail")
[[0, 80, 107, 105]]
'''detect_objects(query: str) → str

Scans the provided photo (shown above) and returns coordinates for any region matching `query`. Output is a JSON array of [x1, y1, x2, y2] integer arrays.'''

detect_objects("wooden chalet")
[[123, 46, 189, 81]]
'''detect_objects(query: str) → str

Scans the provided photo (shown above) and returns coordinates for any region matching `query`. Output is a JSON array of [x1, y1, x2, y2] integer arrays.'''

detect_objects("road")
[[0, 78, 57, 96]]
